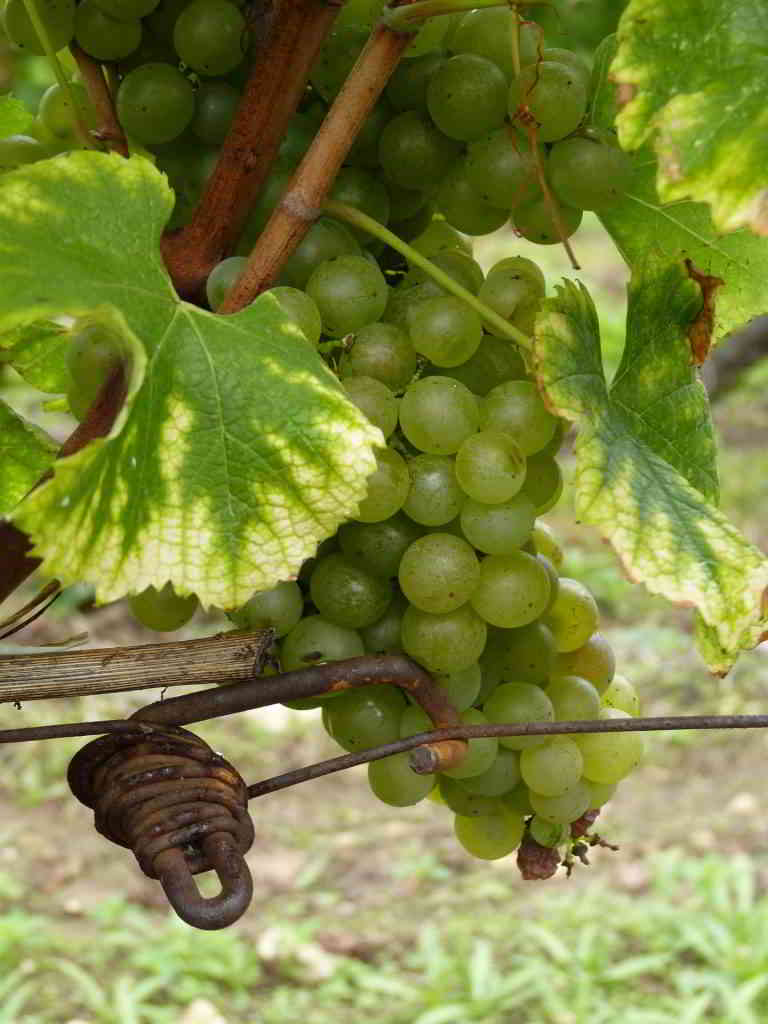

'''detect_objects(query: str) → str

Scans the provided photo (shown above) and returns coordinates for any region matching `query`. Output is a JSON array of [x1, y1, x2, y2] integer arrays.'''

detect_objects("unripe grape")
[[520, 737, 583, 796], [576, 708, 644, 784], [310, 553, 392, 629], [339, 322, 418, 391], [386, 52, 445, 113], [546, 674, 601, 721], [549, 136, 634, 212], [441, 708, 498, 779], [279, 218, 360, 289], [555, 633, 615, 693], [455, 430, 526, 504], [206, 257, 246, 311], [129, 582, 198, 631], [434, 335, 526, 396], [379, 110, 460, 190], [484, 681, 554, 750], [66, 323, 123, 421], [529, 780, 592, 824], [529, 816, 567, 848], [338, 514, 422, 579], [268, 286, 322, 347], [460, 492, 536, 554], [433, 663, 482, 713], [343, 376, 399, 438], [471, 551, 551, 628], [2, 0, 75, 55], [398, 533, 479, 614], [330, 166, 391, 235], [454, 809, 525, 859], [280, 614, 363, 672], [465, 130, 539, 210], [403, 454, 464, 527], [356, 447, 411, 522], [513, 196, 583, 246], [508, 61, 588, 142], [521, 453, 563, 513], [545, 578, 600, 652], [307, 254, 388, 336], [480, 620, 556, 687], [434, 162, 509, 235], [439, 776, 504, 817], [532, 521, 563, 567], [117, 63, 195, 144], [459, 748, 520, 796], [601, 674, 640, 716], [361, 592, 409, 653], [399, 377, 480, 455], [481, 380, 558, 455], [324, 684, 406, 751], [75, 1, 141, 60], [368, 753, 435, 806], [174, 0, 247, 75], [401, 603, 487, 673], [407, 296, 483, 367], [229, 580, 303, 638], [427, 53, 508, 142], [449, 9, 540, 78]]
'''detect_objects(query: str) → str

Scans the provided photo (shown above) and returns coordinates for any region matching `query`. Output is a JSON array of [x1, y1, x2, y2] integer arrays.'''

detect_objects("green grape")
[[330, 166, 391, 235], [91, 0, 159, 17], [529, 816, 567, 848], [455, 430, 526, 505], [576, 708, 644, 784], [529, 780, 591, 824], [520, 737, 583, 797], [306, 254, 388, 336], [471, 551, 551, 629], [280, 614, 363, 672], [434, 335, 526, 397], [339, 514, 422, 579], [448, 9, 540, 78], [324, 684, 406, 752], [192, 81, 239, 144], [483, 681, 554, 750], [427, 53, 507, 142], [532, 521, 563, 567], [481, 380, 558, 455], [521, 453, 563, 513], [343, 376, 398, 438], [454, 809, 524, 859], [349, 100, 393, 168], [279, 218, 360, 289], [310, 25, 368, 101], [505, 781, 534, 816], [540, 418, 567, 457], [339, 322, 417, 392], [401, 603, 487, 674], [399, 704, 432, 738], [229, 580, 303, 638], [545, 577, 600, 653], [441, 708, 498, 779], [235, 166, 291, 249], [513, 196, 583, 245], [117, 63, 195, 144], [480, 620, 556, 687], [0, 134, 48, 169], [206, 256, 246, 311], [387, 183, 429, 221], [406, 11, 458, 56], [459, 748, 520, 795], [310, 553, 392, 629], [2, 0, 74, 55], [129, 581, 198, 631], [66, 323, 123, 420], [537, 554, 559, 613], [434, 162, 509, 235], [508, 61, 588, 142], [398, 533, 479, 615], [407, 295, 482, 368], [399, 376, 479, 455], [75, 1, 141, 60], [173, 0, 247, 75], [587, 779, 617, 808], [335, 0, 383, 29], [368, 753, 435, 806], [378, 110, 460, 191], [439, 776, 503, 817], [386, 52, 444, 112], [459, 492, 536, 555], [278, 111, 317, 167], [356, 447, 411, 523], [546, 674, 601, 721], [38, 83, 96, 140], [434, 663, 482, 713], [143, 0, 190, 42], [362, 591, 408, 653], [267, 286, 322, 347], [555, 633, 615, 694], [402, 453, 464, 527], [465, 129, 538, 210], [478, 258, 545, 321], [549, 136, 634, 212], [601, 674, 640, 716], [390, 202, 434, 241], [409, 220, 472, 261]]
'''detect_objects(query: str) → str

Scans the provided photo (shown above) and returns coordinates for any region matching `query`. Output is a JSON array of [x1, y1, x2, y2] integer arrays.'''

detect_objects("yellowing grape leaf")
[[535, 281, 768, 672], [0, 152, 381, 608], [612, 0, 768, 236], [0, 401, 56, 518]]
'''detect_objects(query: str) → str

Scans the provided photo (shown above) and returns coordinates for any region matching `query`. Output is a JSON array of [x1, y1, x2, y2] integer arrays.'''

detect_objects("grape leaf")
[[0, 319, 72, 393], [0, 152, 381, 608], [591, 34, 768, 345], [611, 0, 768, 236], [535, 281, 768, 672], [0, 95, 33, 137], [0, 401, 57, 517]]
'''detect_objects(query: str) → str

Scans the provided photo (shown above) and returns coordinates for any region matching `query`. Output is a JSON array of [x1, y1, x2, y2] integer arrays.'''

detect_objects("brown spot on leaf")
[[684, 258, 724, 365], [616, 81, 636, 108]]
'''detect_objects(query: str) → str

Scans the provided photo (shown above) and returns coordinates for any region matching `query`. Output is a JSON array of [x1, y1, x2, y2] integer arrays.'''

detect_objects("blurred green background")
[[3, 33, 768, 1024]]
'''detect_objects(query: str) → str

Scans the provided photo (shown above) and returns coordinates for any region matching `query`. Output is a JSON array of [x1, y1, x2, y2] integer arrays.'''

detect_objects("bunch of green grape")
[[6, 0, 645, 874]]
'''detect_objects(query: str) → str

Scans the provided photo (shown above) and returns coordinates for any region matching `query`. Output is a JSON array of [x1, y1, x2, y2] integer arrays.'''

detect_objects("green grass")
[[2, 853, 768, 1022]]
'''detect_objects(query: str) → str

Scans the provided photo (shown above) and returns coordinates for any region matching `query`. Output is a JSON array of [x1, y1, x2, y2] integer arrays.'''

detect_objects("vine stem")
[[509, 4, 521, 77], [324, 199, 533, 350], [247, 713, 768, 796], [160, 0, 339, 298], [20, 0, 93, 149], [69, 43, 129, 157], [219, 16, 415, 313], [525, 121, 580, 270]]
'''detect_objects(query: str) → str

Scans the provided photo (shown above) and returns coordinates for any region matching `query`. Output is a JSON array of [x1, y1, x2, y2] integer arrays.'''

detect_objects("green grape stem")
[[324, 199, 533, 351], [381, 0, 538, 32], [20, 0, 94, 149]]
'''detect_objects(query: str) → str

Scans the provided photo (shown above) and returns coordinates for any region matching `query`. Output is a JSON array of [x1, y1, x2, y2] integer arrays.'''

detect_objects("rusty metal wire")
[[68, 727, 254, 930]]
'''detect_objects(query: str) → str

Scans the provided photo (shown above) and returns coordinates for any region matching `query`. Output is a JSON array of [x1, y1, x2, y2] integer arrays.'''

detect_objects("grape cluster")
[[5, 0, 644, 873]]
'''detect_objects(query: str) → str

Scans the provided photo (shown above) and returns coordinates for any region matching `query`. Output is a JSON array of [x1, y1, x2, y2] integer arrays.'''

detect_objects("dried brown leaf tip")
[[684, 257, 724, 366]]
